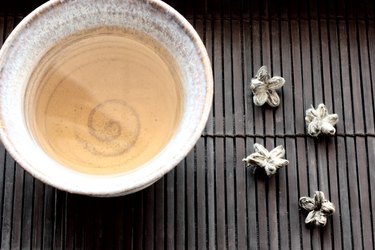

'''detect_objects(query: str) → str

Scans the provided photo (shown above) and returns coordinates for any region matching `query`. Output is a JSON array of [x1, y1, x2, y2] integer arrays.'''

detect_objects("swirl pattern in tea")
[[26, 28, 182, 175], [76, 99, 140, 157]]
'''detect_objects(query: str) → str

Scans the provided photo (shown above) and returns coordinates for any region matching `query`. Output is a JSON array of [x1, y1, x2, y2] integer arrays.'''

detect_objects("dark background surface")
[[0, 0, 375, 249]]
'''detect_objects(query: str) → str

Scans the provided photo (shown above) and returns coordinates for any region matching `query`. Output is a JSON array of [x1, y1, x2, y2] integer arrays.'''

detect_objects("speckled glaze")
[[0, 0, 213, 196]]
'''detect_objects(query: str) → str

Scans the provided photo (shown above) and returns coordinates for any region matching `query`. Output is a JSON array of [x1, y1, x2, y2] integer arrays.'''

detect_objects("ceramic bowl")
[[0, 0, 213, 196]]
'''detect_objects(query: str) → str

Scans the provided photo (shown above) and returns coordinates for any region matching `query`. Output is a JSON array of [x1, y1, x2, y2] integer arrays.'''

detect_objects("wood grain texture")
[[0, 0, 375, 249]]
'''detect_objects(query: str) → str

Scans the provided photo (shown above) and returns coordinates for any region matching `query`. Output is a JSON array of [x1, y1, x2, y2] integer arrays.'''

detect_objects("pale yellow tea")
[[26, 28, 183, 175]]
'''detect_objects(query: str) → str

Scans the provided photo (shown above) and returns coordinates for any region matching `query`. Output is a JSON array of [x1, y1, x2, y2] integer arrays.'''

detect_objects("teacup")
[[0, 0, 213, 196]]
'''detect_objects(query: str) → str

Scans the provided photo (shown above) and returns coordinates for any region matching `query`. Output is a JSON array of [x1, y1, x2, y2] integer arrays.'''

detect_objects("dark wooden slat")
[[290, 19, 305, 134], [295, 138, 312, 249], [232, 19, 245, 135], [203, 18, 214, 135], [73, 196, 85, 249], [214, 137, 226, 249], [347, 13, 371, 249], [196, 138, 207, 250], [102, 199, 115, 250], [325, 21, 344, 135], [369, 27, 375, 245], [265, 139, 278, 250], [356, 138, 374, 249], [252, 19, 264, 136], [254, 138, 268, 250], [1, 152, 15, 250], [326, 138, 342, 250], [367, 138, 375, 245], [249, 0, 261, 19], [82, 196, 95, 250], [336, 137, 352, 249], [348, 21, 365, 133], [53, 190, 66, 249], [245, 137, 258, 248], [166, 171, 175, 250], [155, 177, 165, 250], [205, 137, 216, 250], [335, 0, 347, 20], [175, 161, 185, 249], [213, 18, 224, 135], [21, 173, 34, 249], [299, 0, 309, 19], [65, 195, 76, 249], [337, 18, 357, 250], [223, 19, 234, 135], [133, 192, 144, 250], [285, 138, 300, 250], [32, 180, 44, 249], [113, 197, 125, 250], [186, 149, 196, 249], [259, 0, 269, 20], [144, 185, 155, 250], [316, 138, 333, 249], [357, 19, 375, 134], [234, 138, 247, 250], [42, 186, 54, 249], [225, 139, 236, 250], [10, 165, 24, 249], [338, 20, 354, 135], [243, 18, 254, 136], [287, 0, 299, 19], [346, 138, 363, 249]]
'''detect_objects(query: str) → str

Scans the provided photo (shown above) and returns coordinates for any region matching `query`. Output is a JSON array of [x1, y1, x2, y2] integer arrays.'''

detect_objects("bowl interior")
[[0, 0, 212, 196]]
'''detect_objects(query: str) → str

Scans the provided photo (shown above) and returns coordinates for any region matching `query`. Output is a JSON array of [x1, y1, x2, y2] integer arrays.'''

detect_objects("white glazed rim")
[[0, 0, 213, 196]]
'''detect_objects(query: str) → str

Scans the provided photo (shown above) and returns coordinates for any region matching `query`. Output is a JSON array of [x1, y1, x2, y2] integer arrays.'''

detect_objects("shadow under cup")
[[25, 27, 184, 176], [0, 0, 212, 196]]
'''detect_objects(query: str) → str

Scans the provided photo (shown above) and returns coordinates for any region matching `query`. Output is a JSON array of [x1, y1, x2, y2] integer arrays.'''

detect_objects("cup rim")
[[0, 0, 213, 196]]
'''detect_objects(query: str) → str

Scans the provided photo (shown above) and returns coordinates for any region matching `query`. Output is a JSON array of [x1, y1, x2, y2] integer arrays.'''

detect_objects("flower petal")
[[247, 152, 267, 167], [321, 122, 336, 135], [316, 103, 328, 118], [307, 122, 321, 137], [305, 210, 317, 224], [305, 106, 319, 123], [253, 143, 269, 156], [264, 163, 277, 176], [250, 78, 266, 90], [321, 201, 335, 215], [242, 156, 252, 166], [253, 91, 268, 106], [269, 145, 285, 158], [266, 90, 281, 107], [256, 66, 270, 82], [299, 197, 316, 211], [267, 76, 285, 90], [322, 113, 339, 126], [271, 158, 289, 169], [314, 191, 325, 207], [313, 211, 327, 227]]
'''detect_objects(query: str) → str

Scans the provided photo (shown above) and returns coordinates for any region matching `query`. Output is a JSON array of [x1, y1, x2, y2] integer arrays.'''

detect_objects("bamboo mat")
[[0, 0, 374, 249]]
